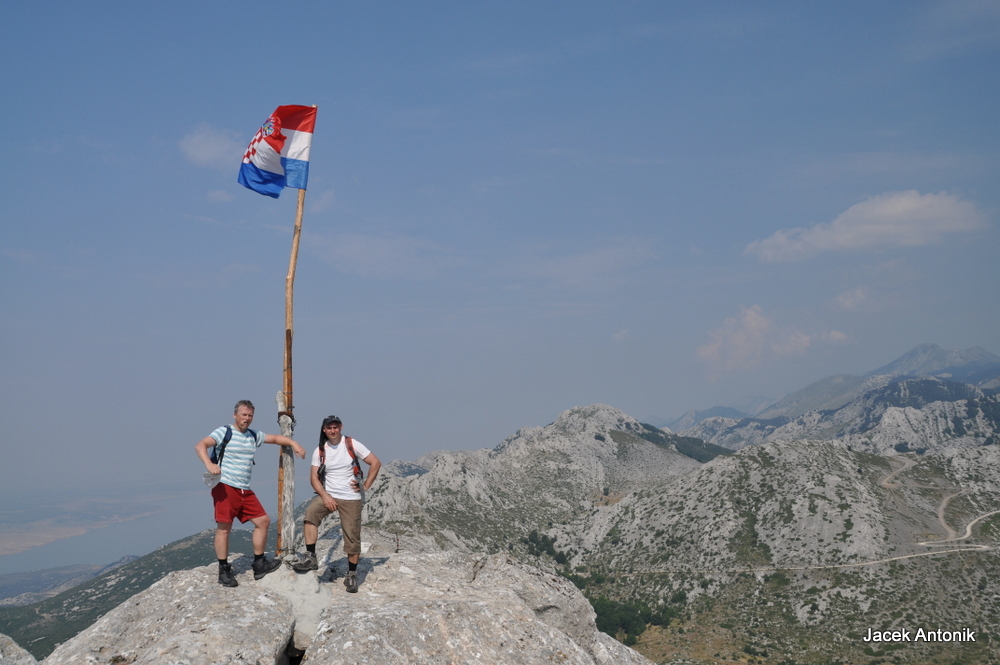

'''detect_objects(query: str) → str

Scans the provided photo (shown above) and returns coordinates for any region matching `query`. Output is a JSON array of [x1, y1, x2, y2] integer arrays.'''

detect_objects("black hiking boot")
[[344, 570, 358, 593], [218, 562, 238, 587], [252, 556, 282, 580]]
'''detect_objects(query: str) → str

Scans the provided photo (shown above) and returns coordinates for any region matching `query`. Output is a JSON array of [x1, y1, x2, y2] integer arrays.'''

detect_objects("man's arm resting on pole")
[[263, 434, 306, 459]]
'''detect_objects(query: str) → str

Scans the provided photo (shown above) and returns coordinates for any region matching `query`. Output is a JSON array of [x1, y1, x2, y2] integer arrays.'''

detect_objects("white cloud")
[[771, 329, 812, 358], [308, 189, 337, 213], [627, 13, 775, 41], [745, 190, 985, 262], [696, 305, 847, 379], [905, 0, 1000, 60], [833, 286, 870, 311], [514, 239, 655, 288], [179, 123, 244, 169], [612, 330, 629, 342], [823, 330, 849, 344], [460, 52, 539, 73], [1, 248, 47, 267], [472, 176, 514, 196], [696, 305, 775, 375], [309, 233, 455, 279], [207, 190, 234, 202]]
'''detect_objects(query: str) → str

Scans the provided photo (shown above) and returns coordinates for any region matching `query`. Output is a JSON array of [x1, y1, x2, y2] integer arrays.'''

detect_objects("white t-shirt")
[[312, 437, 372, 500]]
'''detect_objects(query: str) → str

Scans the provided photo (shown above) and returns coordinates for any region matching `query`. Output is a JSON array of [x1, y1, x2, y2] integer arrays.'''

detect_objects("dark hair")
[[319, 415, 342, 446], [234, 400, 255, 413]]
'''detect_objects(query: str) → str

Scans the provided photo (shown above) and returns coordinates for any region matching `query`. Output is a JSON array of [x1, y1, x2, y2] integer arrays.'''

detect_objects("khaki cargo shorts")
[[303, 495, 363, 555]]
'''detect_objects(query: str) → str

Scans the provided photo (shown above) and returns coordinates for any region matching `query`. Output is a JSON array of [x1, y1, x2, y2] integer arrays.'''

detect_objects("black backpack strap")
[[316, 440, 327, 490], [211, 426, 233, 464]]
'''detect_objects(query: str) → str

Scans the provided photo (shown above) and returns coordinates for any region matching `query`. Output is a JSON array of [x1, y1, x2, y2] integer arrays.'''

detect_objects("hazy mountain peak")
[[753, 344, 999, 421], [668, 406, 748, 431], [551, 404, 642, 435], [868, 343, 1000, 378], [755, 374, 867, 420]]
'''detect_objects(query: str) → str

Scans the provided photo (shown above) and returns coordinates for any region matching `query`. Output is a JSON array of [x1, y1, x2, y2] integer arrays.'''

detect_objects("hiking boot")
[[344, 570, 358, 593], [218, 562, 238, 587], [291, 551, 318, 573], [252, 556, 282, 580]]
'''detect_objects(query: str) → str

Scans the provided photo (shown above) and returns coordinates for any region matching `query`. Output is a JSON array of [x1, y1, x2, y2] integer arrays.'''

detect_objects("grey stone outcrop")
[[43, 557, 294, 665], [0, 633, 37, 665], [302, 550, 649, 664], [28, 548, 649, 665]]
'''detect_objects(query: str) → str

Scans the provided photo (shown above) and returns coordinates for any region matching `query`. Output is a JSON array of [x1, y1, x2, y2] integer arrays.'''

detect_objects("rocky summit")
[[364, 404, 703, 552], [18, 535, 650, 665]]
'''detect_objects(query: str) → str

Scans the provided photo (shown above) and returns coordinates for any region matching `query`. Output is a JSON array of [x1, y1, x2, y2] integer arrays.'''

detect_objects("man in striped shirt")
[[196, 400, 305, 587]]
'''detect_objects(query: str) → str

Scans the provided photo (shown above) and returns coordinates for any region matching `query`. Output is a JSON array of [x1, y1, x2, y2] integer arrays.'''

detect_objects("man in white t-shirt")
[[291, 415, 381, 592]]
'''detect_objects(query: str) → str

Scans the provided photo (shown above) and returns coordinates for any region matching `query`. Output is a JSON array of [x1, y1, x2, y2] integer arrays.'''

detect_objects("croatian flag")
[[238, 105, 317, 198]]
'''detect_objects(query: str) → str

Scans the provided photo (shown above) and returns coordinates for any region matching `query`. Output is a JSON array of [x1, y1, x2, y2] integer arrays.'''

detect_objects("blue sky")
[[2, 2, 998, 570]]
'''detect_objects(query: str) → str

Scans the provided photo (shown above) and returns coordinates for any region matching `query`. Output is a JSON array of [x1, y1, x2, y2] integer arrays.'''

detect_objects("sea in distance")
[[0, 480, 312, 576]]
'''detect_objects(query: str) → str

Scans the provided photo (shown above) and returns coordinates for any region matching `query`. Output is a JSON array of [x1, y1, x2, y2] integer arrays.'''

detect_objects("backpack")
[[317, 436, 363, 486], [210, 426, 257, 466]]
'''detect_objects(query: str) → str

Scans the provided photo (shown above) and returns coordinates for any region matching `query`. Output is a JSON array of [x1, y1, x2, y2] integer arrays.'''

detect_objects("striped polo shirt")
[[210, 426, 264, 490]]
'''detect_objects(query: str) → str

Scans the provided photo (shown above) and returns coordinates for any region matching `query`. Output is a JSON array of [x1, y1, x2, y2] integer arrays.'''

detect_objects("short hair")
[[234, 400, 255, 413]]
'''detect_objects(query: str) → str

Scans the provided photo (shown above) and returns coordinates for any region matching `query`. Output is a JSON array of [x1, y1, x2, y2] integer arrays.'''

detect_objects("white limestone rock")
[[0, 633, 37, 665], [302, 551, 651, 665], [43, 557, 294, 665], [35, 548, 650, 665], [365, 404, 701, 552]]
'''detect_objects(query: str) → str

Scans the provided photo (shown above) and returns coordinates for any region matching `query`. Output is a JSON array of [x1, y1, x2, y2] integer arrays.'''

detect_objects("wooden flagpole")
[[275, 185, 307, 557]]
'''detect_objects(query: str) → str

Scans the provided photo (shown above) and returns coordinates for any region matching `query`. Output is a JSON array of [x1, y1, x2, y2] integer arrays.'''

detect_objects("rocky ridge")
[[362, 403, 1000, 663], [582, 440, 1000, 663], [684, 376, 1000, 453], [0, 557, 139, 608], [14, 535, 651, 665], [755, 343, 1000, 420], [364, 404, 703, 551]]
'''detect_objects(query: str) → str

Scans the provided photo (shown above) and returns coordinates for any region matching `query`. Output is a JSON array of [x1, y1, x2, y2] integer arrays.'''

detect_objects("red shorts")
[[212, 483, 267, 524]]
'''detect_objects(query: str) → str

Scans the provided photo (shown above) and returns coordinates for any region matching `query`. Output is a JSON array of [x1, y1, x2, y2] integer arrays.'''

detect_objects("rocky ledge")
[[13, 544, 650, 665]]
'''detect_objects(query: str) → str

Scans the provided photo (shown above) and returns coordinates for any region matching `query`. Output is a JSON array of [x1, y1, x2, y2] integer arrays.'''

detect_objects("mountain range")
[[359, 403, 1000, 663], [668, 343, 1000, 429], [2, 342, 999, 664], [756, 343, 1000, 421]]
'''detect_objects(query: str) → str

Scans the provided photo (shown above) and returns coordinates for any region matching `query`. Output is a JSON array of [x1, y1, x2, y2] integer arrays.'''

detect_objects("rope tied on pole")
[[277, 410, 296, 431]]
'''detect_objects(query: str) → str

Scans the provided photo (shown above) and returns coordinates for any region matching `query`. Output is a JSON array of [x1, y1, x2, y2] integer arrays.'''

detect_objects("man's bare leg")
[[215, 522, 232, 560], [249, 514, 271, 555]]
